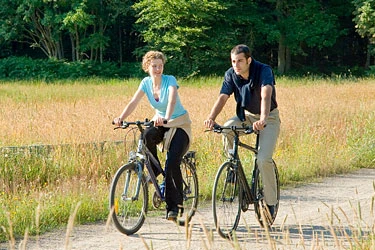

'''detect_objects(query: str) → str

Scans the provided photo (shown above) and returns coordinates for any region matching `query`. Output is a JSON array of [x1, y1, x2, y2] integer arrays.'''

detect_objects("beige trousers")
[[223, 108, 281, 205]]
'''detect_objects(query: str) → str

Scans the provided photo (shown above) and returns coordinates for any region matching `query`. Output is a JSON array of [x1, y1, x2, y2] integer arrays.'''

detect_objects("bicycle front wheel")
[[253, 160, 280, 228], [178, 156, 199, 226], [109, 162, 148, 235], [212, 161, 242, 239]]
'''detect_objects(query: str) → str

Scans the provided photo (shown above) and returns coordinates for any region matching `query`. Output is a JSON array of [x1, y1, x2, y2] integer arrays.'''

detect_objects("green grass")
[[1, 76, 375, 243]]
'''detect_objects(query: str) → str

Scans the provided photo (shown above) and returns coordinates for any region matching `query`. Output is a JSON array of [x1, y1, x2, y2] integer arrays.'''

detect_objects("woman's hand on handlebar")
[[152, 115, 168, 126], [113, 117, 122, 126]]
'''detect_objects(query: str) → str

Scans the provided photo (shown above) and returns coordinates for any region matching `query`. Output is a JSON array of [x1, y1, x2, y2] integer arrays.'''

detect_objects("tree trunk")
[[119, 24, 123, 67], [70, 34, 75, 61], [278, 34, 286, 74], [58, 34, 64, 60], [286, 46, 291, 72], [366, 39, 370, 69], [100, 22, 104, 64], [75, 24, 80, 61]]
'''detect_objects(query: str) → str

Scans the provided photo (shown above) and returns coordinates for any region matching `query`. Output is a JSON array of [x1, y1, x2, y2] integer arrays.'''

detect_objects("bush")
[[0, 57, 144, 81]]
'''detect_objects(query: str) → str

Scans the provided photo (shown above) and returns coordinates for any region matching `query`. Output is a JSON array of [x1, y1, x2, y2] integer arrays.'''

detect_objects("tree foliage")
[[0, 0, 65, 59], [352, 0, 375, 68], [0, 0, 371, 76], [353, 0, 375, 42], [0, 0, 132, 61], [133, 0, 230, 76]]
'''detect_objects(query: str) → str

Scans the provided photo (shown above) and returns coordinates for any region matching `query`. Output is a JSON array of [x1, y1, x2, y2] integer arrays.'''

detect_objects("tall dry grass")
[[0, 77, 374, 243]]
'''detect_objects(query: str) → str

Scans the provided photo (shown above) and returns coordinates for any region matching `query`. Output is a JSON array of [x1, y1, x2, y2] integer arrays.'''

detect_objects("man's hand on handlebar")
[[252, 119, 267, 131], [204, 118, 216, 130]]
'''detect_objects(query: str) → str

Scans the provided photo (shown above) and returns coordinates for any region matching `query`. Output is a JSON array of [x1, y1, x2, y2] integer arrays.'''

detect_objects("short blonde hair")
[[142, 51, 166, 72]]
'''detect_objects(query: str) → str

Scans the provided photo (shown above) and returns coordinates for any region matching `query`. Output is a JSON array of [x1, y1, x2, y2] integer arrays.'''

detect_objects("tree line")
[[0, 0, 375, 78]]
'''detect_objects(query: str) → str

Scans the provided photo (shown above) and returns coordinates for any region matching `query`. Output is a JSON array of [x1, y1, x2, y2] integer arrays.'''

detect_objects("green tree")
[[0, 0, 129, 62], [72, 0, 133, 63], [0, 0, 66, 59], [62, 0, 95, 61], [105, 0, 135, 65], [272, 0, 343, 73], [353, 0, 375, 68], [133, 0, 231, 76]]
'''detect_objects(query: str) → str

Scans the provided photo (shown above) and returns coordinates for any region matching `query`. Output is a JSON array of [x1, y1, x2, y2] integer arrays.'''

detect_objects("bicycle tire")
[[212, 161, 242, 239], [253, 160, 280, 228], [178, 157, 199, 226], [109, 162, 148, 235]]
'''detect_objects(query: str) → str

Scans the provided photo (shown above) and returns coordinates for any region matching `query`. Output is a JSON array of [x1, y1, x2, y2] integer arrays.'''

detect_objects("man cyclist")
[[204, 44, 281, 217]]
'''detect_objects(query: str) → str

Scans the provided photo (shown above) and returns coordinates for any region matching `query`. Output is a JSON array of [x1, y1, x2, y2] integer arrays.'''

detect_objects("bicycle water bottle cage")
[[228, 149, 235, 157]]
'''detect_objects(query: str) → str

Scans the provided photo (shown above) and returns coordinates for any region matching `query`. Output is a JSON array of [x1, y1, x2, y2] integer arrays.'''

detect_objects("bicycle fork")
[[122, 162, 143, 201]]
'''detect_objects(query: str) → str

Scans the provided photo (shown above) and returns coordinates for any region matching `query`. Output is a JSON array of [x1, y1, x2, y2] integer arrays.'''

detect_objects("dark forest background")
[[1, 0, 375, 80]]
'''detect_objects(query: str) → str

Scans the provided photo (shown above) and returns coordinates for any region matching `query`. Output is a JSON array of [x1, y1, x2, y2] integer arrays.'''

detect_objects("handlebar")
[[209, 124, 255, 134], [112, 119, 167, 130]]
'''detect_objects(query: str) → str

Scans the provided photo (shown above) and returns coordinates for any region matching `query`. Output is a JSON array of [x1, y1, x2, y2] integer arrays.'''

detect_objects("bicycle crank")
[[152, 191, 162, 208]]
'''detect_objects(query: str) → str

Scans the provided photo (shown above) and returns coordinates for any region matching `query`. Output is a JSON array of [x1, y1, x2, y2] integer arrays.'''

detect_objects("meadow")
[[0, 76, 374, 243]]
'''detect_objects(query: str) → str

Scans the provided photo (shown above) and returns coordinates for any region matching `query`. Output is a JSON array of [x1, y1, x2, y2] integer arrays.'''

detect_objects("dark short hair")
[[231, 44, 251, 59]]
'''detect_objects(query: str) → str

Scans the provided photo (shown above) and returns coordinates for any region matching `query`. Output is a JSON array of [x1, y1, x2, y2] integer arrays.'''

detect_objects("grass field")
[[0, 76, 374, 243]]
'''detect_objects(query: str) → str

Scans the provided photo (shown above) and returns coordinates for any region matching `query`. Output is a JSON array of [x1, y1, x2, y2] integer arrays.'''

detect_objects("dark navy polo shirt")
[[220, 58, 278, 120]]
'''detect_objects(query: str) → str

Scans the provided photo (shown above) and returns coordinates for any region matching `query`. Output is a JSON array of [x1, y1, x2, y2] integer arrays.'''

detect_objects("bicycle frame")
[[219, 126, 260, 206], [118, 121, 166, 202]]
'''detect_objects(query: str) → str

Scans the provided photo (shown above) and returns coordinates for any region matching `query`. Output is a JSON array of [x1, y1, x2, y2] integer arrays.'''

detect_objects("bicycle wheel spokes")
[[179, 157, 199, 225], [212, 162, 241, 239], [109, 163, 148, 235]]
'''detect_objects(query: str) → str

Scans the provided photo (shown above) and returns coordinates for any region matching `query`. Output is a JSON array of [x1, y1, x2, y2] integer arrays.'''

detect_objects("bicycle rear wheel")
[[212, 161, 242, 239], [178, 154, 199, 226], [109, 162, 148, 235], [253, 160, 280, 228]]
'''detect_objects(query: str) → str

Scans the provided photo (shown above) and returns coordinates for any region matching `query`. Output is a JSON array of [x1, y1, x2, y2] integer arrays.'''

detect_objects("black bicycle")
[[209, 124, 279, 239], [109, 119, 199, 235]]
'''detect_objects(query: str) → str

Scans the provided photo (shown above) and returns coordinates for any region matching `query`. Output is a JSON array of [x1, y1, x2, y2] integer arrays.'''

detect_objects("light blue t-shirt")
[[139, 75, 187, 119]]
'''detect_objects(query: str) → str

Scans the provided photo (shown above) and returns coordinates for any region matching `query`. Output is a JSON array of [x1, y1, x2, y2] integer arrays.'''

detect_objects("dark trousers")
[[143, 127, 189, 212]]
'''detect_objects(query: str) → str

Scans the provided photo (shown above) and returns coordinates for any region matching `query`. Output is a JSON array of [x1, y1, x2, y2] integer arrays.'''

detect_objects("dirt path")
[[2, 168, 375, 250]]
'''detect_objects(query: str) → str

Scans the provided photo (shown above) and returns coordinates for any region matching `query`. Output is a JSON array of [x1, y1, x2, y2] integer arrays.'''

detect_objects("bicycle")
[[109, 119, 199, 235], [209, 124, 280, 239]]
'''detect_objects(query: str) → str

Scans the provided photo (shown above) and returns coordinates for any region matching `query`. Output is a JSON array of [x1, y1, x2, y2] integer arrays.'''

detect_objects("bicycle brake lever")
[[212, 124, 223, 133], [213, 124, 221, 129], [112, 120, 122, 130], [144, 120, 154, 127]]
